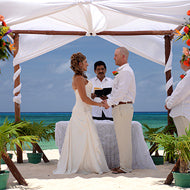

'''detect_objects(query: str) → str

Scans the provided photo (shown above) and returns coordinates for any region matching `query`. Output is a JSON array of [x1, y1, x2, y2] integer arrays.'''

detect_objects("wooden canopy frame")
[[6, 26, 182, 186], [12, 27, 183, 123]]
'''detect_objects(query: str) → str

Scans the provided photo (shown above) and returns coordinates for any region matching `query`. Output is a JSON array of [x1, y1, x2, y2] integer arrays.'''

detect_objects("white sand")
[[1, 149, 187, 190]]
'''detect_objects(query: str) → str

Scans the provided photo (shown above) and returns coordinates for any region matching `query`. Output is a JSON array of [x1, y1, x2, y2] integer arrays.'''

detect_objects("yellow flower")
[[175, 29, 182, 36], [9, 43, 16, 51]]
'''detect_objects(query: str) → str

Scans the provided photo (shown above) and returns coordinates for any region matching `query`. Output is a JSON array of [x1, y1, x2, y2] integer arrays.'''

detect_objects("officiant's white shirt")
[[107, 63, 136, 107], [166, 69, 190, 121], [90, 77, 113, 118]]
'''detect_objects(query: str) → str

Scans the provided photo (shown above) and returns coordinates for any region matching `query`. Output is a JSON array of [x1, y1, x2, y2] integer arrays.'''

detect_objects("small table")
[[55, 120, 156, 169]]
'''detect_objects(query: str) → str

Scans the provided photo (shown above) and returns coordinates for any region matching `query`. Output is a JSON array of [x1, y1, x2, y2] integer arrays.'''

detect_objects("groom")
[[103, 47, 136, 174]]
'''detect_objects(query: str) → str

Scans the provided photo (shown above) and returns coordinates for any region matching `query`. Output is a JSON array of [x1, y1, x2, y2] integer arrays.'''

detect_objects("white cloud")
[[47, 84, 54, 89], [63, 79, 72, 91], [53, 60, 71, 74]]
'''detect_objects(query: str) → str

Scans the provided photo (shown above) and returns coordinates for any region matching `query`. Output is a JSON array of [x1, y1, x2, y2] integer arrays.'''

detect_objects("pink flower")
[[0, 15, 4, 21], [183, 47, 190, 56]]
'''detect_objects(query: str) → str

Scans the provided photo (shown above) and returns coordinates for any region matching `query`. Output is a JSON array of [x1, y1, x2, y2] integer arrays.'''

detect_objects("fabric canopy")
[[0, 0, 189, 66]]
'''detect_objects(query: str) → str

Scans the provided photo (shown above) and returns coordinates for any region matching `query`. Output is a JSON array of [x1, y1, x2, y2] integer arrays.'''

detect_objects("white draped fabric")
[[0, 0, 189, 65], [0, 0, 189, 104], [55, 120, 156, 170]]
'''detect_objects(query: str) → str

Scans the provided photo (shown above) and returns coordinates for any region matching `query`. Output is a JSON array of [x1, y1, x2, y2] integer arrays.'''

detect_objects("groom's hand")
[[102, 100, 110, 109], [164, 104, 170, 111]]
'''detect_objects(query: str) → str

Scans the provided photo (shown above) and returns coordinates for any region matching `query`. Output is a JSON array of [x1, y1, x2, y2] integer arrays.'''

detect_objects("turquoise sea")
[[0, 112, 168, 150]]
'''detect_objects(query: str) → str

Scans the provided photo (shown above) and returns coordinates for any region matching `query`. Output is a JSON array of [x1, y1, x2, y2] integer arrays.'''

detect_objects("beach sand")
[[2, 149, 186, 190]]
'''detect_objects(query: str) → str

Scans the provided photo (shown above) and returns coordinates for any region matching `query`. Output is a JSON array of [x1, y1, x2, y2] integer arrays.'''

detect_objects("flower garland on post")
[[164, 9, 190, 185], [0, 15, 15, 73], [175, 10, 190, 76]]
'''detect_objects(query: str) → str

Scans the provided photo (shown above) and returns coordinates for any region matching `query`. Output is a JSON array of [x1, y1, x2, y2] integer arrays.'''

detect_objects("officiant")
[[90, 61, 113, 121]]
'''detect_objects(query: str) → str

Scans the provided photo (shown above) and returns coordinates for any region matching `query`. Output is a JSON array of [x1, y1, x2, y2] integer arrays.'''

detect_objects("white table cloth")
[[55, 120, 156, 170]]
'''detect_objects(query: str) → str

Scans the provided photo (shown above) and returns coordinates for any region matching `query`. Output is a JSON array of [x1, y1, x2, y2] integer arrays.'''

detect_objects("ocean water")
[[0, 112, 168, 150]]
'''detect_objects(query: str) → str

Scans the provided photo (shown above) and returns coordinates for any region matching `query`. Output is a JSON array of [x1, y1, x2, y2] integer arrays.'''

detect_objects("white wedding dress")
[[54, 81, 110, 174]]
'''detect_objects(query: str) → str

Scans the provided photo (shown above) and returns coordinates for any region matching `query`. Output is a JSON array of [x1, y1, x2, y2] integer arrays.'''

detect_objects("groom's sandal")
[[112, 168, 127, 174], [111, 167, 120, 172]]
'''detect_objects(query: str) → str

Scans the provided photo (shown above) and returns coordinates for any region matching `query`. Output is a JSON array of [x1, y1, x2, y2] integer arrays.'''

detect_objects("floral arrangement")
[[112, 71, 118, 76], [175, 10, 190, 67], [0, 15, 14, 61]]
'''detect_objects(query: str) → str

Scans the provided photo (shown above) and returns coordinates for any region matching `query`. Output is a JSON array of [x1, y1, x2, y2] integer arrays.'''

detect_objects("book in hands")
[[94, 88, 112, 97]]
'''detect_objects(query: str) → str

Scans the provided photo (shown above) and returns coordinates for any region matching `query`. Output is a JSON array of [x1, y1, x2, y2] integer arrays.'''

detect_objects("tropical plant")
[[152, 127, 190, 173], [143, 124, 164, 143], [142, 124, 164, 156], [143, 118, 177, 157], [18, 120, 55, 152], [0, 119, 38, 172], [20, 121, 55, 140]]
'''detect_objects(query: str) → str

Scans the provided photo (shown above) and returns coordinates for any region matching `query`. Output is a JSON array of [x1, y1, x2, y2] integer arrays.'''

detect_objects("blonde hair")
[[70, 52, 87, 78]]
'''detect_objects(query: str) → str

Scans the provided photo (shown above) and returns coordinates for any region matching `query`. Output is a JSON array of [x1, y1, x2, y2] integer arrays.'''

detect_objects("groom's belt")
[[112, 101, 132, 108]]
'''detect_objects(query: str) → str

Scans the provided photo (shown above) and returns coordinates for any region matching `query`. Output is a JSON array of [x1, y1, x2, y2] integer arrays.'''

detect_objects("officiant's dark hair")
[[94, 61, 106, 70], [70, 52, 87, 78]]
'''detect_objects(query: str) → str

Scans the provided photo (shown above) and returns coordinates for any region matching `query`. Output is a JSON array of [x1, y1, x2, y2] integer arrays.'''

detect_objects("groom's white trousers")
[[112, 103, 133, 170]]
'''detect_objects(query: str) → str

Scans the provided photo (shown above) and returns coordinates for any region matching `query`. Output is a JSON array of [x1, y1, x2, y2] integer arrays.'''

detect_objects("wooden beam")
[[98, 30, 173, 36], [12, 30, 173, 36]]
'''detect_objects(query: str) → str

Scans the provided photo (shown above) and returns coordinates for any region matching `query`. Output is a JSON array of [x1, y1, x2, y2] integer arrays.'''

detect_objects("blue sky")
[[0, 36, 184, 112]]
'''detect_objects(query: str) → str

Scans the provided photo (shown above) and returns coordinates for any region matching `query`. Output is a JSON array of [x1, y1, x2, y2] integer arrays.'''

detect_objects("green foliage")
[[19, 120, 55, 142], [0, 25, 13, 61], [0, 118, 39, 171], [143, 118, 177, 144], [152, 127, 190, 165], [0, 39, 11, 61], [142, 123, 164, 144]]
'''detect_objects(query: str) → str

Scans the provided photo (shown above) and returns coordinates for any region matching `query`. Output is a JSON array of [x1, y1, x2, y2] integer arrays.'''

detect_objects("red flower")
[[183, 59, 190, 66], [187, 10, 190, 16], [2, 21, 6, 26], [112, 71, 118, 76], [180, 74, 185, 79], [184, 26, 189, 34], [186, 39, 190, 46]]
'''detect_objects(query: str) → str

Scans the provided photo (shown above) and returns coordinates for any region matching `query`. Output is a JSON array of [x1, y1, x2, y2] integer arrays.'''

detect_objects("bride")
[[54, 52, 109, 174]]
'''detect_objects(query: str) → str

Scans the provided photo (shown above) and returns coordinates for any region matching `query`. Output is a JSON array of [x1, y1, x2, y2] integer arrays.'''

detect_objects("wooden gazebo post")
[[164, 34, 173, 124], [1, 33, 28, 186], [13, 33, 23, 163], [14, 35, 21, 123]]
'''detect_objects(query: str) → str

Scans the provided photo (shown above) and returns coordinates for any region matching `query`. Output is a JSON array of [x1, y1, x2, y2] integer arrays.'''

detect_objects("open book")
[[94, 88, 112, 97]]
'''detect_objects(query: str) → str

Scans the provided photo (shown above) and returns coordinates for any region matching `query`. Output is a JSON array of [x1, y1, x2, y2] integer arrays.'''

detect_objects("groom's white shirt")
[[107, 63, 136, 107], [166, 69, 190, 121]]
